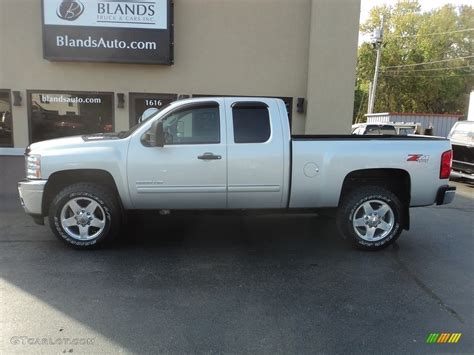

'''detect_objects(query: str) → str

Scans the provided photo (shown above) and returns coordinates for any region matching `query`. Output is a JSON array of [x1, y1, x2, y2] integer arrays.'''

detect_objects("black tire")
[[337, 186, 403, 251], [48, 183, 121, 249]]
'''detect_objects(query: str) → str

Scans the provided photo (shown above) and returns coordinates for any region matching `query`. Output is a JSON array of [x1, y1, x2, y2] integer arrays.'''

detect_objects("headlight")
[[26, 154, 41, 179]]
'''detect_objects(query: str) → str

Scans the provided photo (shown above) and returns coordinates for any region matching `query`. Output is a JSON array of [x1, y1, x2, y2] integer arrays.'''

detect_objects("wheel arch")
[[339, 168, 411, 230], [42, 169, 123, 217]]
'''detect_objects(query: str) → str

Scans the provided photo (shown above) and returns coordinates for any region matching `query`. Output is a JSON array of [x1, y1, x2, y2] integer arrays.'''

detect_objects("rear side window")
[[232, 102, 270, 143]]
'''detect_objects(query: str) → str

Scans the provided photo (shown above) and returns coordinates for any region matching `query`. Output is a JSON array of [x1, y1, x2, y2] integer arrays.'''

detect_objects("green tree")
[[354, 1, 473, 123]]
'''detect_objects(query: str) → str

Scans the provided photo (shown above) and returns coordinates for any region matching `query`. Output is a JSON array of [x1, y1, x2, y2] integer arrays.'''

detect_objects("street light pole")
[[368, 16, 384, 114]]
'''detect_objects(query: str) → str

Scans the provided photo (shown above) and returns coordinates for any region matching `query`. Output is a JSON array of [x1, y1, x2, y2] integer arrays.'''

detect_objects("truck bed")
[[289, 135, 451, 209], [292, 134, 445, 140]]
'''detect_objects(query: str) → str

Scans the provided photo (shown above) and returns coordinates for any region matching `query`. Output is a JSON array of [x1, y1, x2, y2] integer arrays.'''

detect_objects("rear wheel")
[[48, 183, 121, 249], [337, 186, 403, 250]]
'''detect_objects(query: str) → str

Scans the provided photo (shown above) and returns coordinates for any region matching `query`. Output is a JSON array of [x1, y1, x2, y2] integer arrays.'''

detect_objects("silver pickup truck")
[[18, 97, 456, 250]]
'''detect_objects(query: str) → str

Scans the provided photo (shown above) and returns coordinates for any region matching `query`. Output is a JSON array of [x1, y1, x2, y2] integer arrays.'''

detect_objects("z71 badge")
[[407, 154, 430, 163]]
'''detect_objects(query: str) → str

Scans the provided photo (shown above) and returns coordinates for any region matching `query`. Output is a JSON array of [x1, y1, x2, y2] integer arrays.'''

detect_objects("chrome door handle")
[[198, 152, 222, 160]]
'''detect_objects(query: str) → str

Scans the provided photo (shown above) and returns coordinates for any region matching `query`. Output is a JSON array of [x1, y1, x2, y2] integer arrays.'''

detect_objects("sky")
[[359, 0, 472, 44]]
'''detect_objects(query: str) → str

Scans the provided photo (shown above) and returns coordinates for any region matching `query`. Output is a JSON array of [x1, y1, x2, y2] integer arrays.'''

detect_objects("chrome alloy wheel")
[[60, 197, 106, 241], [352, 199, 395, 242]]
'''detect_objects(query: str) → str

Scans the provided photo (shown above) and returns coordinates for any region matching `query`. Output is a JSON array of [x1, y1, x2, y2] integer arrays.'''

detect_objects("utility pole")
[[368, 16, 384, 114], [367, 81, 373, 114]]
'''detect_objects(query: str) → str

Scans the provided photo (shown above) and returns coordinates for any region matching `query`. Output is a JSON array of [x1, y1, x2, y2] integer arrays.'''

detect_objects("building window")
[[232, 102, 270, 143], [161, 103, 220, 145], [28, 91, 114, 143], [0, 90, 13, 147], [129, 93, 177, 127]]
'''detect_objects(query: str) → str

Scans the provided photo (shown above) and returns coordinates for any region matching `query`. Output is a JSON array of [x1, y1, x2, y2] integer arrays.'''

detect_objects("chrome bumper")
[[436, 185, 456, 205], [18, 179, 47, 215], [451, 170, 474, 180]]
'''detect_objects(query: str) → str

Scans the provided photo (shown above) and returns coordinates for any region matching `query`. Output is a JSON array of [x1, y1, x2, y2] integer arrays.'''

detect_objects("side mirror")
[[149, 120, 165, 147]]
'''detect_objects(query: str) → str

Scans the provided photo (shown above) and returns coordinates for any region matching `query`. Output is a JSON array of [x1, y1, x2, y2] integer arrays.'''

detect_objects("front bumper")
[[436, 185, 456, 205], [18, 179, 47, 216]]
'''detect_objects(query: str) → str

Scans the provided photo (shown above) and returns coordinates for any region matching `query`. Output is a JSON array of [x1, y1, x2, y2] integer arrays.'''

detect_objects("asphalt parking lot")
[[1, 156, 473, 354]]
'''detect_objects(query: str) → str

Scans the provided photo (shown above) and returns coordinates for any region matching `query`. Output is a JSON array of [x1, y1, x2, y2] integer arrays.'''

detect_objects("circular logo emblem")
[[57, 0, 84, 21]]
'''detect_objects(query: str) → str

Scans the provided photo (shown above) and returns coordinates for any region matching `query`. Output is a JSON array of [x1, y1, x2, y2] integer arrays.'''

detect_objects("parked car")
[[352, 122, 422, 136], [18, 97, 455, 250], [448, 121, 474, 180], [391, 123, 420, 136], [352, 123, 397, 135]]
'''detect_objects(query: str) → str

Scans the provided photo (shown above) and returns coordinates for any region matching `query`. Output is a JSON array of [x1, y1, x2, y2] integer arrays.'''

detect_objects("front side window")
[[28, 91, 113, 143], [161, 103, 220, 145], [232, 103, 270, 143]]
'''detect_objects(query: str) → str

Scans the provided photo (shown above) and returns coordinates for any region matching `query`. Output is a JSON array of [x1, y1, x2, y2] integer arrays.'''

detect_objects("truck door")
[[225, 98, 286, 208], [127, 100, 227, 209]]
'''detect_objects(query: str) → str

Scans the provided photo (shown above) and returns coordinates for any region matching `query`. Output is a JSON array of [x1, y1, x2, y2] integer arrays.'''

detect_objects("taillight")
[[440, 150, 452, 179]]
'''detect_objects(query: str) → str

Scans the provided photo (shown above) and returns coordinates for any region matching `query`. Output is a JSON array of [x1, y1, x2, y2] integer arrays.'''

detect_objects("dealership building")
[[0, 0, 360, 153]]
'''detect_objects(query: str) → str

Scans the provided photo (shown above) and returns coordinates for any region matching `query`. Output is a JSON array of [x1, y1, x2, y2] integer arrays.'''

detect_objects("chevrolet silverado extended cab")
[[18, 97, 456, 250]]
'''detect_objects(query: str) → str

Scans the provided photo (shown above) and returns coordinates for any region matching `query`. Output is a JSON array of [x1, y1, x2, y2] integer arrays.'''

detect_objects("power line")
[[384, 65, 473, 73], [382, 55, 474, 69], [381, 73, 474, 78], [387, 28, 474, 38]]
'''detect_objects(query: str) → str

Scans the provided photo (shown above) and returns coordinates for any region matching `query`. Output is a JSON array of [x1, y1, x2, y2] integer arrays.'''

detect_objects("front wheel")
[[337, 186, 403, 250], [48, 183, 121, 249]]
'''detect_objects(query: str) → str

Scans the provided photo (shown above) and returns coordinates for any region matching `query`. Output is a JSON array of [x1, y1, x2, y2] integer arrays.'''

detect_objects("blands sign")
[[42, 0, 174, 64]]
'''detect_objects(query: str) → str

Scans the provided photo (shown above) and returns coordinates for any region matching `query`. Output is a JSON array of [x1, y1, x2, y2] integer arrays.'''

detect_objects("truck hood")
[[28, 133, 122, 154]]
